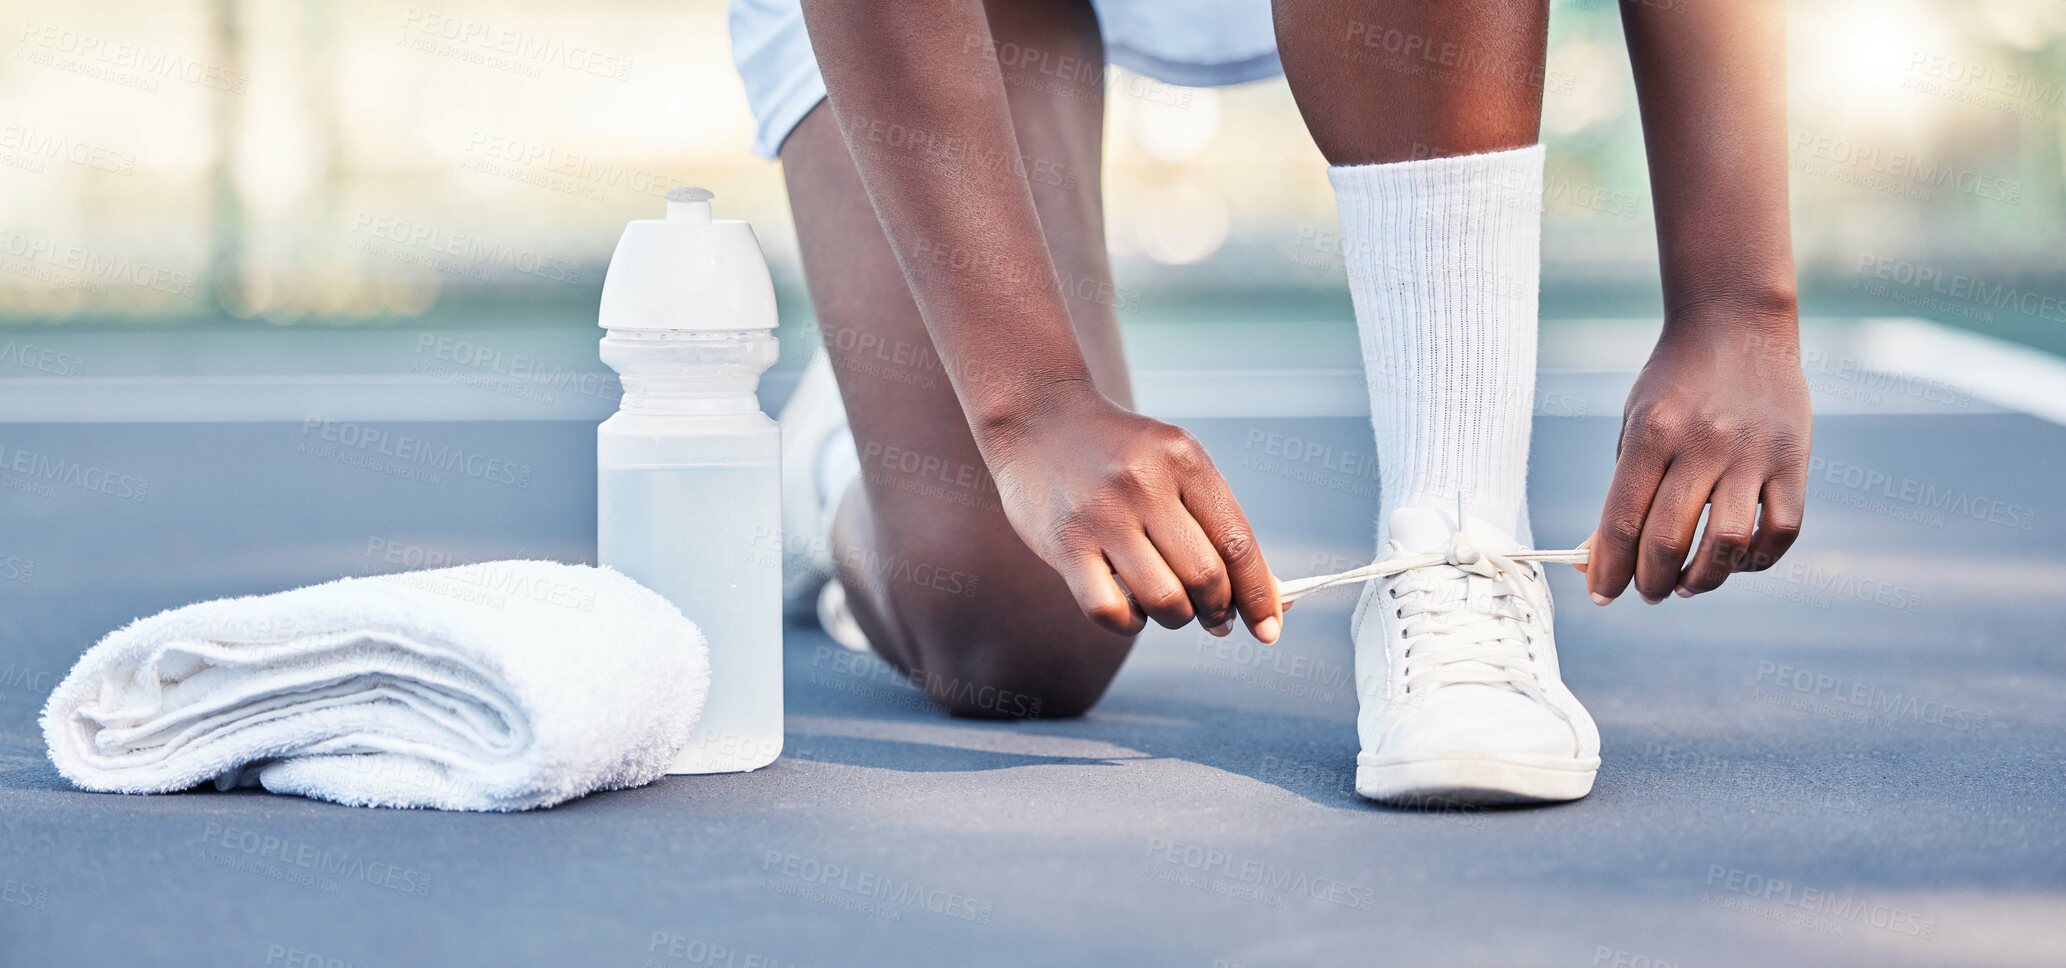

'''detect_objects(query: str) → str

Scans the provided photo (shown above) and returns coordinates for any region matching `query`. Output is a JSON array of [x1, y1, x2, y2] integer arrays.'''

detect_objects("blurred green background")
[[1, 0, 2061, 353]]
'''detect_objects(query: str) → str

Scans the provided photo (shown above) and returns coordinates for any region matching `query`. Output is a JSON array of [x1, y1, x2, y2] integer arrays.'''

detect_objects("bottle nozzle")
[[665, 185, 715, 223], [600, 182, 777, 333]]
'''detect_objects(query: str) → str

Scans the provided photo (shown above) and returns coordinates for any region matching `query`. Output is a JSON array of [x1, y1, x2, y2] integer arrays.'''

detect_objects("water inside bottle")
[[599, 462, 783, 773]]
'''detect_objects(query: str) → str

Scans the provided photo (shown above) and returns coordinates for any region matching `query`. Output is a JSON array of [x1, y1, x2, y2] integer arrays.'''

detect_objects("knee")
[[909, 662, 1088, 720], [828, 498, 1132, 719], [886, 569, 1132, 721]]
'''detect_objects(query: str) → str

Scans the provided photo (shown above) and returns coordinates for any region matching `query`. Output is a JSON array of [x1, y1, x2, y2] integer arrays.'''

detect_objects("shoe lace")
[[1278, 536, 1589, 703]]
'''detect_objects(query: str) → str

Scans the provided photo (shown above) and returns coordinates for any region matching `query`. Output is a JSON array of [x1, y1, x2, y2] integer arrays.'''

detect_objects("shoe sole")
[[1355, 753, 1599, 806], [816, 581, 871, 654]]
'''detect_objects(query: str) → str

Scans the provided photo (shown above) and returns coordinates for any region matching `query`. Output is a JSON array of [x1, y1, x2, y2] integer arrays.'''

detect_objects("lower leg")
[[779, 0, 1132, 717], [1276, 1, 1597, 806], [1274, 0, 1550, 164], [1274, 0, 1551, 544]]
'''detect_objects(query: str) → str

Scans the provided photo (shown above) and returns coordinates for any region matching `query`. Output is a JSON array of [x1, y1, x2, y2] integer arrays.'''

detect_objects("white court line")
[[1851, 317, 2066, 426], [0, 317, 2057, 424]]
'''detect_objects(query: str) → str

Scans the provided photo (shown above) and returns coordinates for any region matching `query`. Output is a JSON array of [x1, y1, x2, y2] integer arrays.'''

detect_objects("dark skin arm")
[[803, 0, 1803, 625], [799, 0, 1285, 642], [1579, 0, 1812, 604]]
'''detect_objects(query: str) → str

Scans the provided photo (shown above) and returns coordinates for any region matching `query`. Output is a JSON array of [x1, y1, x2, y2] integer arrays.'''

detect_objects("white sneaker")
[[816, 581, 871, 653], [778, 351, 857, 617], [1351, 507, 1599, 805]]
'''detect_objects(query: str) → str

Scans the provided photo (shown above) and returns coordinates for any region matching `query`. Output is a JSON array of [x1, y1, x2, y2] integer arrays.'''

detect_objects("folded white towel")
[[42, 560, 709, 812]]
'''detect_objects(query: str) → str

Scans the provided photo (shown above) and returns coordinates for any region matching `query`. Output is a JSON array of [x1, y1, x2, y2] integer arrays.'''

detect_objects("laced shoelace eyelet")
[[1280, 541, 1585, 605], [1309, 538, 1584, 714]]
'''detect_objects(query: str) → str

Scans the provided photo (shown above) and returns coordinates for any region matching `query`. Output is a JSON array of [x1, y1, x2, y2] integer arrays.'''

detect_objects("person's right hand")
[[978, 384, 1283, 644]]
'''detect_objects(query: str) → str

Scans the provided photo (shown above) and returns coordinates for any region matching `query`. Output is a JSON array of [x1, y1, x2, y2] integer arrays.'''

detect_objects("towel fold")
[[42, 560, 709, 811]]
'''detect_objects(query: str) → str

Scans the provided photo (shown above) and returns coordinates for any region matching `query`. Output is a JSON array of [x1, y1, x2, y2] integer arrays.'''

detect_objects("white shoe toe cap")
[[1377, 686, 1581, 761]]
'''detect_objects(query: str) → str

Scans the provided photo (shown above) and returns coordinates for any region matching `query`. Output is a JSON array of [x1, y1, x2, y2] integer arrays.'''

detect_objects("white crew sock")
[[1328, 144, 1544, 547]]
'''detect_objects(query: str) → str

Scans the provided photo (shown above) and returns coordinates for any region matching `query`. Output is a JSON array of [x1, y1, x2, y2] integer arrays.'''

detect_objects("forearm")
[[799, 0, 1097, 435], [1622, 0, 1798, 343]]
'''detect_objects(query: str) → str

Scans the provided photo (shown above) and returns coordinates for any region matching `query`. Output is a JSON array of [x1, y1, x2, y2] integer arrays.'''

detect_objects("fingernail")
[[1589, 593, 1611, 606], [1674, 586, 1692, 599], [1207, 621, 1232, 637], [1256, 617, 1281, 644], [1641, 594, 1663, 605]]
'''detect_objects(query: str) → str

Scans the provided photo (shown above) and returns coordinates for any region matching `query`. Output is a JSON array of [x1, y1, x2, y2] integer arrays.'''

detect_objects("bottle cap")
[[597, 186, 778, 332]]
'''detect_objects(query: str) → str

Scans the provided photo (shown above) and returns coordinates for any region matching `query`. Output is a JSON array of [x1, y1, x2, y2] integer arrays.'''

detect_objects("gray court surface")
[[3, 401, 2063, 965]]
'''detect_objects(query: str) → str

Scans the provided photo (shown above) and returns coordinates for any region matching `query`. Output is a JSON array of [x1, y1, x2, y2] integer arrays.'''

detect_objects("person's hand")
[[979, 383, 1284, 643], [1579, 319, 1812, 604]]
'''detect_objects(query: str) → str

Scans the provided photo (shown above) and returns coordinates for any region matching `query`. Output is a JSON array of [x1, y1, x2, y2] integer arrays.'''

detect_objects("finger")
[[1057, 549, 1144, 636], [1676, 470, 1761, 597], [1572, 530, 1595, 574], [1589, 424, 1673, 605], [1104, 536, 1195, 630], [1745, 470, 1806, 572], [1145, 512, 1235, 634], [1635, 460, 1724, 604], [1180, 468, 1281, 645]]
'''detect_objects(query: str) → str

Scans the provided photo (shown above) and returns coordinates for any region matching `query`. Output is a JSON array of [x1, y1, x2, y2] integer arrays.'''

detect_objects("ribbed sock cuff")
[[1329, 144, 1544, 546]]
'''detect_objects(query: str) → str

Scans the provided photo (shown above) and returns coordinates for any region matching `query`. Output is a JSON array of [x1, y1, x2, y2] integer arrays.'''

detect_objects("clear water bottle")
[[597, 186, 782, 774]]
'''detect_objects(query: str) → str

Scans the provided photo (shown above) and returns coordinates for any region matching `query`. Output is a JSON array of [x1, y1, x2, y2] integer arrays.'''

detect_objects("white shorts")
[[729, 0, 1283, 158]]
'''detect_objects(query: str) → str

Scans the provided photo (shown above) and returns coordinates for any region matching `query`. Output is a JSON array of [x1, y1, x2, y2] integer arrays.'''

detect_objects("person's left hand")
[[1578, 316, 1813, 604]]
